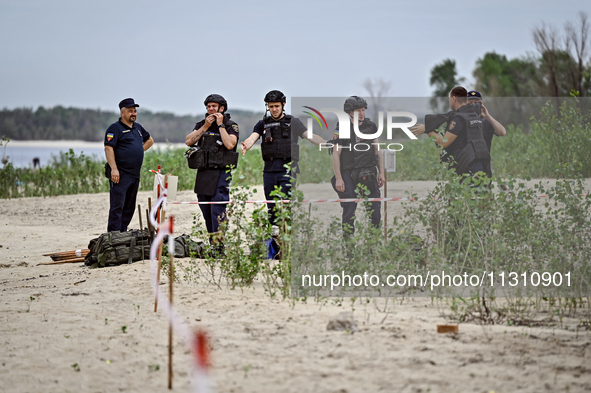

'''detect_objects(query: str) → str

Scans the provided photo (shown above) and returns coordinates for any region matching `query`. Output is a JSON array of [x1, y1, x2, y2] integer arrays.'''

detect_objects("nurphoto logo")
[[301, 106, 419, 152]]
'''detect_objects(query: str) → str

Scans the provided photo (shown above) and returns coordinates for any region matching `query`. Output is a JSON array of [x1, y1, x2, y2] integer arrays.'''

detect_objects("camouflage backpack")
[[85, 229, 151, 268]]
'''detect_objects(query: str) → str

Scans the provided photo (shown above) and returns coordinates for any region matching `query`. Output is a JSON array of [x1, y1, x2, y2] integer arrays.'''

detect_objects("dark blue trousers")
[[331, 171, 381, 235], [197, 172, 231, 233], [108, 175, 140, 232], [263, 171, 291, 225]]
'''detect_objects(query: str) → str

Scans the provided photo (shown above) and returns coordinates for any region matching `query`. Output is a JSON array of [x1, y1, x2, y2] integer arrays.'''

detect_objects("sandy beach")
[[1, 182, 590, 393]]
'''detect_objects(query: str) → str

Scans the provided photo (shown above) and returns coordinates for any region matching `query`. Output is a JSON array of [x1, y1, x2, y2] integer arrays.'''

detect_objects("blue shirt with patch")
[[104, 119, 151, 178]]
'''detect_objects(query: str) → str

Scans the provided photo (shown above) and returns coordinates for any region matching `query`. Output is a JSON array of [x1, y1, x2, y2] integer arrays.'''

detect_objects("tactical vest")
[[186, 116, 239, 170], [453, 104, 491, 176], [261, 115, 299, 161], [339, 119, 379, 172]]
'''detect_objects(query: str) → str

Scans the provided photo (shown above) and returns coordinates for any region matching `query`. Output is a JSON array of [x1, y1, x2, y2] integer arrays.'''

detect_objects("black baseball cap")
[[467, 91, 483, 101], [119, 98, 140, 109]]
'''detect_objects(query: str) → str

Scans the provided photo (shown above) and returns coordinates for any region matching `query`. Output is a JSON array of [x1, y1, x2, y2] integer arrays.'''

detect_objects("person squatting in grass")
[[241, 90, 325, 225], [331, 96, 385, 237], [104, 98, 154, 232], [185, 94, 239, 254]]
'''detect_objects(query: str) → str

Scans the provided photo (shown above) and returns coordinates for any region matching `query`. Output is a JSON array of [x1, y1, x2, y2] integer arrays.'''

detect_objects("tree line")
[[0, 105, 264, 143], [429, 12, 590, 101]]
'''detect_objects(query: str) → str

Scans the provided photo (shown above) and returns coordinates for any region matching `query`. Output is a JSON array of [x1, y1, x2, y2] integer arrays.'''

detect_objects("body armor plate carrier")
[[338, 119, 380, 188], [186, 118, 239, 170], [453, 104, 491, 175], [261, 115, 299, 161]]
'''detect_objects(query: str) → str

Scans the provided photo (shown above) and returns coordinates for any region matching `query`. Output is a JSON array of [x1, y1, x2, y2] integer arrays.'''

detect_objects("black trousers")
[[108, 175, 140, 232], [263, 171, 292, 225], [331, 171, 381, 236], [197, 172, 231, 233]]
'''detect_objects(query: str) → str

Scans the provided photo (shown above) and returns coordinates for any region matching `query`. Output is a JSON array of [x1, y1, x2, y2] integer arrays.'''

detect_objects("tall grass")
[[0, 150, 108, 198], [290, 166, 591, 325]]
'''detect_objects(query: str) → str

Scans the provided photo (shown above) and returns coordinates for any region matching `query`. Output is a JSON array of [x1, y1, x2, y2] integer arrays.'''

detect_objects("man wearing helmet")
[[185, 94, 239, 248], [331, 96, 385, 236], [241, 90, 325, 225]]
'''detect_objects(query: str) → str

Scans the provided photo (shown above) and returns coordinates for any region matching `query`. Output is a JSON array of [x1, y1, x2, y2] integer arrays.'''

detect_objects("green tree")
[[429, 59, 465, 111], [0, 106, 264, 142], [472, 52, 539, 97]]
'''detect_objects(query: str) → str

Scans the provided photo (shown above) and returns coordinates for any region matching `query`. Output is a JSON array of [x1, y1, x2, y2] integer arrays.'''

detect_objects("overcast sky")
[[0, 0, 588, 115]]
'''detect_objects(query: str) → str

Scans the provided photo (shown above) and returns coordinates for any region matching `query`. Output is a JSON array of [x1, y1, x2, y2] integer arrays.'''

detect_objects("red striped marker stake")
[[168, 216, 174, 390], [192, 330, 212, 393]]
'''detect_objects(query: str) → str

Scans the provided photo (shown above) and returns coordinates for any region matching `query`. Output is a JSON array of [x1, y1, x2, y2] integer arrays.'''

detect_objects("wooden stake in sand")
[[43, 249, 89, 261], [146, 209, 154, 241], [148, 197, 155, 239], [384, 182, 388, 241], [168, 216, 174, 390], [154, 174, 168, 313], [148, 197, 153, 220], [138, 204, 143, 230]]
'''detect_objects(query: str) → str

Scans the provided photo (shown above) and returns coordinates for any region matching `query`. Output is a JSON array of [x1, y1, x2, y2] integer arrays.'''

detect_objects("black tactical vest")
[[187, 115, 239, 170], [453, 103, 491, 176], [338, 119, 379, 172], [261, 115, 298, 162]]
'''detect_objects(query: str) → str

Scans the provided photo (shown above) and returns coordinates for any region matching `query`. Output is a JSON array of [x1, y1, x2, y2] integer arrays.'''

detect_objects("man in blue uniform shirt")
[[104, 98, 154, 232]]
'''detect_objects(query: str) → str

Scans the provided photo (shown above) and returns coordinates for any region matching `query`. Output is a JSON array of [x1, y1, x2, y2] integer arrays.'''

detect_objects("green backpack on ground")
[[164, 234, 206, 259], [85, 229, 152, 268]]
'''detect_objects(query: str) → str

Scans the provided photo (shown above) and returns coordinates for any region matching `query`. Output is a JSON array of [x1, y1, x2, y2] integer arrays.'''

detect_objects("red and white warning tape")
[[167, 196, 424, 205], [166, 194, 574, 205], [149, 174, 212, 393], [152, 168, 579, 205]]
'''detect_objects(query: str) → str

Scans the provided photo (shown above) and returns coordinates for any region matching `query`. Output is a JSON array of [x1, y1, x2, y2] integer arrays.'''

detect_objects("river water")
[[2, 141, 185, 168]]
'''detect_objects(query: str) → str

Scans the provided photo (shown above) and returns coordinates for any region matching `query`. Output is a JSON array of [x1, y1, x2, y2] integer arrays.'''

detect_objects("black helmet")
[[204, 94, 228, 112], [343, 96, 367, 113], [264, 90, 286, 104]]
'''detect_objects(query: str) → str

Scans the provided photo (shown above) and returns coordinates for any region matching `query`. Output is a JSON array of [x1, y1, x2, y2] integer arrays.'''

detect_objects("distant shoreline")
[[7, 140, 187, 149]]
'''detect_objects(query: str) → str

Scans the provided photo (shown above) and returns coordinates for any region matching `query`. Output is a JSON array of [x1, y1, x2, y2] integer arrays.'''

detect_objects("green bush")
[[492, 99, 591, 178]]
